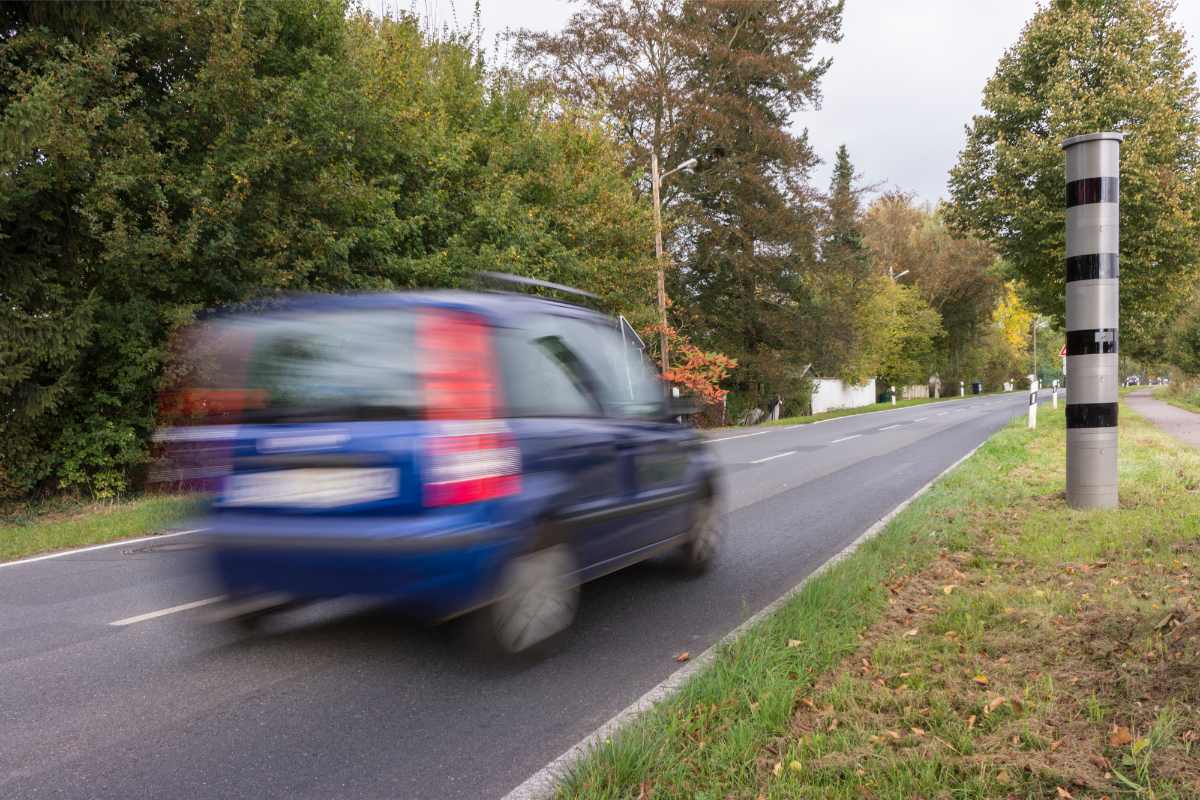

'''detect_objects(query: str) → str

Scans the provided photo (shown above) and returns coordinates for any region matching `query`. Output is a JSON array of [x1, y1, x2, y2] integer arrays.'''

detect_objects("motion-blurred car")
[[1125, 375, 1141, 386], [159, 277, 722, 656]]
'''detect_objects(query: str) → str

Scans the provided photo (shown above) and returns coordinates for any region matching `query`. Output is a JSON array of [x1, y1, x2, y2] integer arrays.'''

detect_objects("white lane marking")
[[749, 450, 796, 465], [109, 595, 227, 627], [878, 424, 903, 431], [830, 434, 862, 444], [0, 528, 207, 570], [707, 431, 770, 443], [501, 438, 991, 800], [936, 411, 949, 416], [914, 417, 929, 422]]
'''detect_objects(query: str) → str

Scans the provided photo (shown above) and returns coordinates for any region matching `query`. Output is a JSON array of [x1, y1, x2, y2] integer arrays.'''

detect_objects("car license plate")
[[223, 468, 397, 508]]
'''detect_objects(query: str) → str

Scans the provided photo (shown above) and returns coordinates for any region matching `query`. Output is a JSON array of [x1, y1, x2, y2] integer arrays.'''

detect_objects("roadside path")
[[1125, 388, 1200, 448]]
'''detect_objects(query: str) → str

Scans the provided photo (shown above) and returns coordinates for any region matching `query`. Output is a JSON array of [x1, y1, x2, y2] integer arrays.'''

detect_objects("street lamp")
[[651, 154, 697, 372]]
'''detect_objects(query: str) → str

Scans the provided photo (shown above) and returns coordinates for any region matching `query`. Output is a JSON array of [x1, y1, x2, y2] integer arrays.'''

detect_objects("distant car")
[[1125, 376, 1141, 386], [162, 280, 722, 656]]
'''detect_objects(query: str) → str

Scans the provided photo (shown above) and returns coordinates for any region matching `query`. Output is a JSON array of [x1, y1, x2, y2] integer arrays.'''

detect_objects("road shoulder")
[[1124, 389, 1200, 448]]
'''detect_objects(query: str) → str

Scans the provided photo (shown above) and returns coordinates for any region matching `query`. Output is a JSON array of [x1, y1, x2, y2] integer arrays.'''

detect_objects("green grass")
[[0, 494, 203, 562], [561, 402, 1200, 799], [760, 390, 1005, 428]]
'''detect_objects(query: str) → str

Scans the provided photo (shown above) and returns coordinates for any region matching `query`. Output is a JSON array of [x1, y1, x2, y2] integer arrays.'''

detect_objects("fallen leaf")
[[985, 696, 1007, 713], [899, 671, 911, 678], [996, 769, 1010, 784], [675, 651, 690, 663], [943, 584, 958, 595], [974, 674, 989, 686], [885, 730, 901, 739], [1108, 725, 1133, 747], [967, 714, 977, 729], [1051, 738, 1063, 751], [787, 639, 802, 648], [1131, 737, 1150, 755], [904, 628, 919, 637], [800, 697, 816, 709], [910, 726, 925, 737], [1056, 787, 1073, 799], [788, 760, 802, 772], [772, 761, 782, 777]]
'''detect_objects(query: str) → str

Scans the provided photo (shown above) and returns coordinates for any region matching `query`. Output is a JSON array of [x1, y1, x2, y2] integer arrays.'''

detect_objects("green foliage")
[[0, 1, 653, 500], [947, 0, 1200, 362], [1167, 298, 1200, 376]]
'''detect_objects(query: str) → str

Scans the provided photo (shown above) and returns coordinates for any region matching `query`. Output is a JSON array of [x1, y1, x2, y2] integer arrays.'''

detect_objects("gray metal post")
[[1062, 132, 1122, 509]]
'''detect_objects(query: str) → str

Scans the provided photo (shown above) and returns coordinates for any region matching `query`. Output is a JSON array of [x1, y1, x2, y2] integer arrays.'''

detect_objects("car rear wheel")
[[675, 495, 720, 576], [471, 543, 579, 658]]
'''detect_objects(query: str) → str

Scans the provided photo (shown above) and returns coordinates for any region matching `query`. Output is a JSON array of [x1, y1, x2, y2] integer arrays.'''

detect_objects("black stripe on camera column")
[[1062, 132, 1122, 509]]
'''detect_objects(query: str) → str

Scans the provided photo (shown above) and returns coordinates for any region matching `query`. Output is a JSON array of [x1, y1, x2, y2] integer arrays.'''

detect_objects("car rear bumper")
[[202, 516, 520, 618]]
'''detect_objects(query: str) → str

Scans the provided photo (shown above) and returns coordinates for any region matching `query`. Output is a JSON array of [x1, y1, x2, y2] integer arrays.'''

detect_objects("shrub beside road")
[[561, 403, 1199, 799]]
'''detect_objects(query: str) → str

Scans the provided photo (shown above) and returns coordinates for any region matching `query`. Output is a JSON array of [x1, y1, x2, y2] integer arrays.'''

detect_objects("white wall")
[[811, 378, 876, 414]]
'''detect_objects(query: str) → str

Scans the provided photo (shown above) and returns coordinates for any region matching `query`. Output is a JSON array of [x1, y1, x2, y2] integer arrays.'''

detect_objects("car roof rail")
[[472, 271, 605, 309]]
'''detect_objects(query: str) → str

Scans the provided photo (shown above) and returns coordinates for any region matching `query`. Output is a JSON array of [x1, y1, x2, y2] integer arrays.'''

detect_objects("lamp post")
[[651, 153, 697, 372]]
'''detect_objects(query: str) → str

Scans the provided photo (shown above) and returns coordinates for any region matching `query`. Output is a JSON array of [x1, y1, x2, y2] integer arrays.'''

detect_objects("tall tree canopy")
[[0, 0, 653, 500], [517, 0, 844, 412], [947, 0, 1200, 361]]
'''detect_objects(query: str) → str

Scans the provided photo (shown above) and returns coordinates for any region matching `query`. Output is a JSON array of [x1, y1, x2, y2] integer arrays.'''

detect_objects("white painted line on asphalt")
[[830, 434, 862, 444], [749, 451, 796, 465], [878, 424, 903, 431], [936, 411, 949, 417], [501, 437, 992, 800], [0, 528, 207, 570], [109, 595, 226, 627], [707, 431, 770, 443], [914, 417, 929, 422]]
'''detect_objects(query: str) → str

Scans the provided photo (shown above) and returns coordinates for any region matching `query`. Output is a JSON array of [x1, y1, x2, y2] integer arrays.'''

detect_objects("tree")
[[516, 0, 843, 413], [862, 193, 1001, 386], [947, 0, 1200, 362], [0, 1, 656, 500], [810, 145, 879, 383]]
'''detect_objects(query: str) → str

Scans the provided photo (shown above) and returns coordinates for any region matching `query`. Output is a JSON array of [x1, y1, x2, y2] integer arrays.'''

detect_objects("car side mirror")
[[667, 394, 700, 418]]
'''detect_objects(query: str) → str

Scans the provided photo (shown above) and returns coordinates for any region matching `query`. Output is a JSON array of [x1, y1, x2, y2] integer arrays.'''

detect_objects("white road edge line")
[[0, 527, 208, 570], [829, 434, 862, 444], [914, 417, 929, 422], [878, 424, 903, 431], [707, 431, 770, 443], [109, 595, 227, 627], [748, 451, 796, 465], [500, 438, 990, 800], [936, 411, 949, 416]]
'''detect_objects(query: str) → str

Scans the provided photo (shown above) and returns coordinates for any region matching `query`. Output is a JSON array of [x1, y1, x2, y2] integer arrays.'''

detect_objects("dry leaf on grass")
[[1108, 725, 1133, 747], [974, 674, 989, 686], [787, 639, 802, 648], [674, 651, 690, 663]]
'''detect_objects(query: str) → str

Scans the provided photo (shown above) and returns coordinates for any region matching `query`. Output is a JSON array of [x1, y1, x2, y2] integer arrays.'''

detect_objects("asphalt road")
[[1, 391, 1043, 800]]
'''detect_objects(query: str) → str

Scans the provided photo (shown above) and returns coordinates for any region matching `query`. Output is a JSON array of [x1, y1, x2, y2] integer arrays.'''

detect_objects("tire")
[[468, 543, 579, 659], [675, 494, 721, 576]]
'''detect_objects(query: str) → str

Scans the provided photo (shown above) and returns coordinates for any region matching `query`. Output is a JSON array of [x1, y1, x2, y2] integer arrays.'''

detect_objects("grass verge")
[[562, 403, 1199, 799], [0, 494, 202, 562]]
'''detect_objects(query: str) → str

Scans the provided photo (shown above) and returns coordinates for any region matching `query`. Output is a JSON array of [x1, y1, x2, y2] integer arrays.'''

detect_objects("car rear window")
[[164, 311, 420, 424]]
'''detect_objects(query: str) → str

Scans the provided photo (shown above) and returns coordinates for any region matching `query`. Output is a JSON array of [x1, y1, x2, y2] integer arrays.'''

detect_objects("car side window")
[[495, 328, 600, 417], [555, 317, 666, 419]]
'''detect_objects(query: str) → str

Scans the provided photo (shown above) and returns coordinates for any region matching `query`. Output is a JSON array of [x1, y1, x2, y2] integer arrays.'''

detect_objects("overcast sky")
[[379, 0, 1200, 206]]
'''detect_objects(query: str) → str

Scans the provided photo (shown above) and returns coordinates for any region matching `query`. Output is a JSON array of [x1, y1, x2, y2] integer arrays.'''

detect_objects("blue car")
[[169, 279, 722, 655]]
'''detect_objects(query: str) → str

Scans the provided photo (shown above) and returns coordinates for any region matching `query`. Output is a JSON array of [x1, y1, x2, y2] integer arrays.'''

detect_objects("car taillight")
[[419, 308, 499, 420], [423, 423, 522, 507]]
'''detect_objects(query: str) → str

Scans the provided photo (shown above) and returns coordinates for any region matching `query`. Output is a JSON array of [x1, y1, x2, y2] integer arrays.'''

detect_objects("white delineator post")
[[1052, 379, 1059, 410], [890, 386, 896, 406], [1062, 132, 1121, 509], [1028, 379, 1038, 429], [960, 381, 965, 397]]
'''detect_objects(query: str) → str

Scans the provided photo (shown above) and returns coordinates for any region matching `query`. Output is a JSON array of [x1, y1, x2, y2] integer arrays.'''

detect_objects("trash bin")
[[971, 382, 982, 395]]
